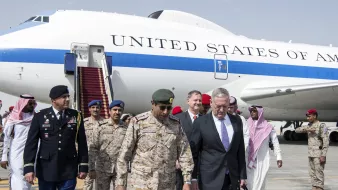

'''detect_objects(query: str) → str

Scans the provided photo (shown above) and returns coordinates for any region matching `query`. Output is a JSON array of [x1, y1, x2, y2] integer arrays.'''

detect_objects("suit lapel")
[[185, 111, 193, 127], [46, 107, 58, 128], [227, 114, 237, 152], [207, 113, 225, 151], [61, 109, 72, 127]]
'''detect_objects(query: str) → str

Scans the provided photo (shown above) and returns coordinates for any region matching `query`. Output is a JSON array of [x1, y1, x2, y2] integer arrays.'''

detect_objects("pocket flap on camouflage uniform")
[[133, 164, 152, 174]]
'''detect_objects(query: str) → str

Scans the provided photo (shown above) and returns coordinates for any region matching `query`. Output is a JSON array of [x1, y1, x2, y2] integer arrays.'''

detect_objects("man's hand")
[[0, 161, 8, 169], [183, 183, 191, 190], [240, 180, 246, 188], [307, 128, 316, 133], [320, 156, 326, 164], [25, 172, 35, 185], [277, 160, 283, 168], [192, 181, 199, 190], [89, 171, 96, 179], [176, 160, 181, 170], [116, 185, 126, 190], [77, 172, 87, 179]]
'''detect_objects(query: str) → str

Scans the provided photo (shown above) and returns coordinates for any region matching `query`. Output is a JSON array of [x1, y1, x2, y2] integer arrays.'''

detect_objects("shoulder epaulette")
[[169, 114, 180, 122], [134, 112, 149, 121], [99, 121, 108, 126], [99, 119, 110, 126]]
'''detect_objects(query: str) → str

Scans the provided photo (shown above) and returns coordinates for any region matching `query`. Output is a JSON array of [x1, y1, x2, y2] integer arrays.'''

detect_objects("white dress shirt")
[[187, 109, 199, 123], [52, 107, 64, 120], [212, 113, 234, 143]]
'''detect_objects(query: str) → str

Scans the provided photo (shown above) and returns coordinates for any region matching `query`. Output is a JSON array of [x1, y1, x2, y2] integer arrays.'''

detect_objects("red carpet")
[[78, 67, 110, 119]]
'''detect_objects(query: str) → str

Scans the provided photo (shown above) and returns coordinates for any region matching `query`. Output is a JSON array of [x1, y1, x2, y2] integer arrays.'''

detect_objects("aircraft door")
[[70, 43, 89, 67], [89, 45, 105, 68], [213, 54, 228, 80]]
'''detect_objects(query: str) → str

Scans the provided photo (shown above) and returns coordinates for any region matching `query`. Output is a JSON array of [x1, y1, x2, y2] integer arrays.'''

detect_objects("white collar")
[[187, 109, 199, 117], [52, 107, 64, 115], [212, 112, 229, 121]]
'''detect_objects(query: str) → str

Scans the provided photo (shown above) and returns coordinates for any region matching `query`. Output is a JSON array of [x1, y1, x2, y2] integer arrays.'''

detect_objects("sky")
[[0, 0, 337, 116]]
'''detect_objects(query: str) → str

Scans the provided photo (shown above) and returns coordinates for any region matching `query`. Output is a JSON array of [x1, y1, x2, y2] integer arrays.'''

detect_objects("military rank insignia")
[[42, 118, 50, 129]]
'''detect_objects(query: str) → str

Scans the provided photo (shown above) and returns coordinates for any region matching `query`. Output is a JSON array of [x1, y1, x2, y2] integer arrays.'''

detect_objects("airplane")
[[0, 9, 338, 141]]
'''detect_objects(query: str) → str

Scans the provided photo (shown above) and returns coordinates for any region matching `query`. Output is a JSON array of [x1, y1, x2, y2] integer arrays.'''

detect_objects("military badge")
[[169, 98, 173, 103], [68, 116, 76, 124], [324, 127, 328, 134]]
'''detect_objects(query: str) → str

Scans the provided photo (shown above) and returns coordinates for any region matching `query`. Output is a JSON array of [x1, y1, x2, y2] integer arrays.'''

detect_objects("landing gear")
[[282, 121, 338, 143], [282, 121, 307, 141], [329, 131, 338, 142]]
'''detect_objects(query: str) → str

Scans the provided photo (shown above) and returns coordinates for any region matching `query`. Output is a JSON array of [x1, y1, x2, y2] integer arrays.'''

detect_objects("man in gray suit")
[[175, 90, 202, 190]]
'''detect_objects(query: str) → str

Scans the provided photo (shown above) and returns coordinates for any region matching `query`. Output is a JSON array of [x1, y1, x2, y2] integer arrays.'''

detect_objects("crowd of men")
[[0, 85, 330, 190]]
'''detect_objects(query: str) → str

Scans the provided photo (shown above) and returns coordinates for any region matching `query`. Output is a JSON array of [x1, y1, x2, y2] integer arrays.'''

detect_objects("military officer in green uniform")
[[295, 109, 329, 190], [115, 89, 194, 190]]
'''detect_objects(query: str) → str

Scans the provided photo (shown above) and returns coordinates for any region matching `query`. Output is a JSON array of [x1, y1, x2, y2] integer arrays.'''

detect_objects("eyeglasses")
[[159, 105, 172, 111]]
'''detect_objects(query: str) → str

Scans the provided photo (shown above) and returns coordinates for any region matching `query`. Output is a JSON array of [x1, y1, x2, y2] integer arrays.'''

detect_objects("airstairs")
[[64, 43, 113, 119]]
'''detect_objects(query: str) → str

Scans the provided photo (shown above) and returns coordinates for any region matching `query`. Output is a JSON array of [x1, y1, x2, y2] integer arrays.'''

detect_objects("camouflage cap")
[[152, 89, 175, 104]]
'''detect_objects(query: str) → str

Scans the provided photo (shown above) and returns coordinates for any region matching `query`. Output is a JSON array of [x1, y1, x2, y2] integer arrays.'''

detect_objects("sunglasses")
[[159, 105, 172, 111], [250, 105, 263, 108]]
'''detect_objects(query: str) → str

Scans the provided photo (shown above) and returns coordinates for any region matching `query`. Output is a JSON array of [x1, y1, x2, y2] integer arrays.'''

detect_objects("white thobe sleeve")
[[1, 123, 14, 161], [270, 129, 282, 160], [240, 115, 249, 151]]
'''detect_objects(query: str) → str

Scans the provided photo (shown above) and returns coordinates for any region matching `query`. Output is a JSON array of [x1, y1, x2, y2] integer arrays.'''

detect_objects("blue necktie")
[[221, 119, 230, 174]]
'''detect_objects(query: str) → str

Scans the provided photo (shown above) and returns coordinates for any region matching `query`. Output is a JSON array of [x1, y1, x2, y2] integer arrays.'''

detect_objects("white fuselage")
[[0, 10, 338, 121]]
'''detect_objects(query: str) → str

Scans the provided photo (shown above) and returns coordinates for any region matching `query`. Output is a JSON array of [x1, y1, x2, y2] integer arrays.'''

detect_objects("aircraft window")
[[43, 17, 49, 23], [24, 17, 36, 23], [34, 16, 42, 22]]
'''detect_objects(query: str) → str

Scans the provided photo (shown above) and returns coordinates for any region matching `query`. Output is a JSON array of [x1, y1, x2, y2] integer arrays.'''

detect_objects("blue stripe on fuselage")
[[0, 48, 338, 80]]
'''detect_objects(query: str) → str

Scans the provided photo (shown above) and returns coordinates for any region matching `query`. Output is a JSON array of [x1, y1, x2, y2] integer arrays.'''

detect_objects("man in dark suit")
[[175, 90, 202, 190], [23, 85, 88, 189], [190, 88, 247, 190]]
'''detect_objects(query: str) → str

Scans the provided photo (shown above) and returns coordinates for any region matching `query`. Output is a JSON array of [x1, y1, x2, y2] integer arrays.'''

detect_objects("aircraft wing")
[[240, 81, 338, 110]]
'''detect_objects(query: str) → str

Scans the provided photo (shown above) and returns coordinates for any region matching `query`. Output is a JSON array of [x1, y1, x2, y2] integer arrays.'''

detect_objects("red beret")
[[172, 106, 183, 115], [306, 109, 317, 116], [202, 94, 211, 105]]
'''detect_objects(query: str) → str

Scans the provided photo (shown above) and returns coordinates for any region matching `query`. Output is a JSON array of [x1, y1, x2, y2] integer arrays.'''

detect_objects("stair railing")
[[101, 55, 114, 103], [74, 60, 81, 111]]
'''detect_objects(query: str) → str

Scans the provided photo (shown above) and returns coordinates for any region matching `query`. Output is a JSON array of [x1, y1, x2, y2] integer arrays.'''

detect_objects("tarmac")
[[0, 135, 337, 190]]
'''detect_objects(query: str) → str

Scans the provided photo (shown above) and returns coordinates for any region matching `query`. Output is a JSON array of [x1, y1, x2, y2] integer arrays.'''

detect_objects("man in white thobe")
[[0, 94, 37, 190], [246, 105, 283, 190], [228, 96, 249, 151]]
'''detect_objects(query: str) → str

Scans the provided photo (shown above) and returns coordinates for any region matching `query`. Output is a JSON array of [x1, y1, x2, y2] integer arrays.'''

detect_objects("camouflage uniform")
[[83, 116, 105, 190], [295, 121, 329, 190], [115, 111, 194, 190], [89, 119, 127, 190]]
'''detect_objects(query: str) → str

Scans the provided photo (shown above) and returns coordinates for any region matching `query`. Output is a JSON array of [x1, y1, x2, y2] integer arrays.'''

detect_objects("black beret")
[[49, 85, 69, 99], [152, 89, 175, 104]]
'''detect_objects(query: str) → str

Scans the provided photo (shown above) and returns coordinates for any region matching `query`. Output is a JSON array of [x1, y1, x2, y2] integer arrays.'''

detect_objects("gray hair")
[[211, 88, 230, 100]]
